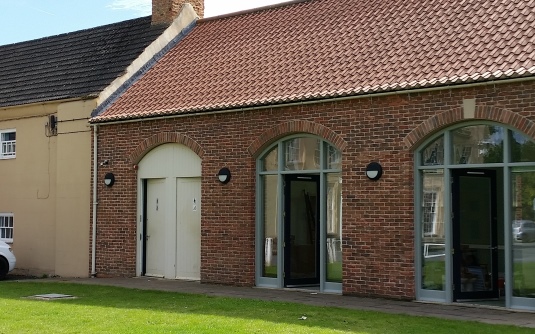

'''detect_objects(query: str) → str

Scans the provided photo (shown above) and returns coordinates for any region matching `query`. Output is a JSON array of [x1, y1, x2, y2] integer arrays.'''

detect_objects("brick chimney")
[[152, 0, 204, 25]]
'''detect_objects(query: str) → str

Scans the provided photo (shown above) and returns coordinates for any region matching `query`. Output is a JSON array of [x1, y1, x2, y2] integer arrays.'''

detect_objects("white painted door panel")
[[145, 178, 166, 277], [176, 177, 201, 280]]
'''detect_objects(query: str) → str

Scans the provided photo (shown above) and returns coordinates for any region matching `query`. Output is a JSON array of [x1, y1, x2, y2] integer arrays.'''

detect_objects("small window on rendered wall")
[[0, 214, 14, 243], [0, 130, 16, 159]]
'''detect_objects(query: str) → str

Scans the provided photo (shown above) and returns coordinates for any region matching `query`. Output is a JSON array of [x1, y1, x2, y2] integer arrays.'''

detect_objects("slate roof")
[[0, 16, 168, 108], [92, 0, 535, 123]]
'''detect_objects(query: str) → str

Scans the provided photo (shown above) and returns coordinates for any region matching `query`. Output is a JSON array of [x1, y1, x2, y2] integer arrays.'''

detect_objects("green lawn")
[[514, 262, 535, 296], [0, 281, 532, 333], [263, 263, 342, 282]]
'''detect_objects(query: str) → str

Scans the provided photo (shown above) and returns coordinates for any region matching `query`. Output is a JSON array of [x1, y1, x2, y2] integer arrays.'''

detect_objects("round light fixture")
[[365, 162, 383, 181], [104, 172, 115, 187], [217, 167, 231, 184]]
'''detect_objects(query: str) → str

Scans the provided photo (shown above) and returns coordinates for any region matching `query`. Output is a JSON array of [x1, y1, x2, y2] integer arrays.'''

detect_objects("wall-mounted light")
[[217, 167, 231, 184], [104, 172, 115, 187], [365, 162, 383, 181]]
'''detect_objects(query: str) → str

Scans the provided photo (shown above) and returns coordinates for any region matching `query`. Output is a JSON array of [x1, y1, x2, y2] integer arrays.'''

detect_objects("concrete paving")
[[28, 277, 535, 328]]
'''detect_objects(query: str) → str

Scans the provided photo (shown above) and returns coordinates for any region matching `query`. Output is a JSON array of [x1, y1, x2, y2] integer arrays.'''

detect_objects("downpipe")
[[91, 125, 98, 277]]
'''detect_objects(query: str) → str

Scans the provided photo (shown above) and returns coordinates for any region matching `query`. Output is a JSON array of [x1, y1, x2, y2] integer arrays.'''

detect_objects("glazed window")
[[451, 125, 503, 164], [420, 169, 445, 291], [417, 122, 535, 304], [422, 191, 438, 236], [328, 145, 342, 169], [258, 135, 342, 291], [285, 138, 301, 169], [284, 138, 321, 170], [421, 136, 444, 166], [0, 129, 16, 159], [0, 214, 14, 242]]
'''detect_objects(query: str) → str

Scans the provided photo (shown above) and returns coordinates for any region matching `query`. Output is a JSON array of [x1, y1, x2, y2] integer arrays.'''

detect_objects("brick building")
[[90, 0, 535, 310]]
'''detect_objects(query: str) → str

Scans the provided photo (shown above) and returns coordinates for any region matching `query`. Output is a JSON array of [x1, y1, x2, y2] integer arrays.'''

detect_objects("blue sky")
[[0, 0, 288, 45]]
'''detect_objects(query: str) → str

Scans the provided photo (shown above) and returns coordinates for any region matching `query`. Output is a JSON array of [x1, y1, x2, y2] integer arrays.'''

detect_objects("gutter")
[[91, 124, 98, 277], [91, 76, 535, 126]]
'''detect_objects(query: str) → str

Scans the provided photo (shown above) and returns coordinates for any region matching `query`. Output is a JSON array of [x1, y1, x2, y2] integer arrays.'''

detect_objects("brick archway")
[[403, 106, 535, 150], [129, 132, 204, 164], [247, 120, 347, 157]]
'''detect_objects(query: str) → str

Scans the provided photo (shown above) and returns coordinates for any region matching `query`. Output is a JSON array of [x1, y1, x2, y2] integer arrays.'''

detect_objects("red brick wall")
[[92, 80, 535, 299]]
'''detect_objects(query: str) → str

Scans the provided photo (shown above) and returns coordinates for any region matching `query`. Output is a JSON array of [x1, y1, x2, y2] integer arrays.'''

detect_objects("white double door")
[[145, 177, 201, 280]]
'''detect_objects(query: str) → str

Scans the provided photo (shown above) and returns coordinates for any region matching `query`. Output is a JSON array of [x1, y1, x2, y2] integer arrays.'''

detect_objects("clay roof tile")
[[92, 0, 535, 122]]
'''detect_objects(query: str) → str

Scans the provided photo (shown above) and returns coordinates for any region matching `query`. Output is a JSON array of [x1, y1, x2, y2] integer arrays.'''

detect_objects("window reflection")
[[326, 173, 342, 282], [452, 125, 504, 164], [422, 136, 444, 166], [421, 169, 445, 291], [262, 146, 278, 171], [327, 144, 342, 170], [284, 138, 321, 170], [262, 175, 278, 278], [511, 170, 535, 298], [511, 131, 535, 163]]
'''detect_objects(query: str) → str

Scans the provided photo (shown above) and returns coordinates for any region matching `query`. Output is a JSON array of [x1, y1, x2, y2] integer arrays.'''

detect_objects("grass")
[[423, 260, 445, 290], [327, 262, 342, 282], [422, 260, 535, 296], [514, 262, 535, 296], [263, 263, 342, 282], [0, 282, 532, 333]]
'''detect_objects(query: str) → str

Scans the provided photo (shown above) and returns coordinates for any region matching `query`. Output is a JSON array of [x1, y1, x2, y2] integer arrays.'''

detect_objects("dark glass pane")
[[421, 136, 444, 166], [511, 130, 535, 163]]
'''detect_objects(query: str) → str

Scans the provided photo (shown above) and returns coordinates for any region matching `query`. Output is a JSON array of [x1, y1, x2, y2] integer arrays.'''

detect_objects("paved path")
[[30, 277, 535, 328]]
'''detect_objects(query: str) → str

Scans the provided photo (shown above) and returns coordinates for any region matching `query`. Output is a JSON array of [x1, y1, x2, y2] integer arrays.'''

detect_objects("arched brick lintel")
[[129, 132, 204, 164], [403, 106, 535, 150], [247, 120, 348, 157]]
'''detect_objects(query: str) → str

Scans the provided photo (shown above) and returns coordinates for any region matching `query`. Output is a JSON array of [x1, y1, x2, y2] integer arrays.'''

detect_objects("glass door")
[[284, 174, 320, 286], [452, 169, 499, 300]]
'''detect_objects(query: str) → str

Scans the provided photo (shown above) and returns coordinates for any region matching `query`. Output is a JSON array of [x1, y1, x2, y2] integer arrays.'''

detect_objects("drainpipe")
[[91, 124, 98, 277]]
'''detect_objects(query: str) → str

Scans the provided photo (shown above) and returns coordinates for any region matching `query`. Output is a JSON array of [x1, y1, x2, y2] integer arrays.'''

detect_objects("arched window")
[[257, 135, 342, 292], [417, 122, 535, 307]]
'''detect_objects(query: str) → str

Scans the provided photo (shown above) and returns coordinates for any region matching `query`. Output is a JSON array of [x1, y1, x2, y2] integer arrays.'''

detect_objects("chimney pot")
[[152, 0, 204, 25]]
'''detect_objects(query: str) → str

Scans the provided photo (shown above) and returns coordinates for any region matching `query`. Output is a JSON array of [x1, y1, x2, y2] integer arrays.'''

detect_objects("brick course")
[[92, 80, 535, 299]]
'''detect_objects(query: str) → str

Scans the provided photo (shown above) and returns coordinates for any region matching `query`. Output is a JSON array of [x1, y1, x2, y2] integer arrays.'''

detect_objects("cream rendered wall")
[[0, 103, 58, 275], [54, 100, 94, 277], [0, 99, 93, 277]]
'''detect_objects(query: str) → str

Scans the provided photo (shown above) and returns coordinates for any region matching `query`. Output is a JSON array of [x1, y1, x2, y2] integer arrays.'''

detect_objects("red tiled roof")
[[93, 0, 535, 122]]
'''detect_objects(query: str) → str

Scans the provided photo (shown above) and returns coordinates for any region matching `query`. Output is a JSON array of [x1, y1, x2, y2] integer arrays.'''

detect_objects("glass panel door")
[[421, 170, 445, 291], [452, 169, 499, 300], [284, 174, 320, 286], [262, 175, 279, 278], [511, 170, 535, 299], [326, 173, 342, 283]]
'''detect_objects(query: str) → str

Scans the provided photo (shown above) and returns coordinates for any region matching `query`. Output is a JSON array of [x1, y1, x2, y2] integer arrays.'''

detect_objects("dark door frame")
[[141, 179, 148, 276], [451, 168, 499, 300], [283, 174, 320, 287]]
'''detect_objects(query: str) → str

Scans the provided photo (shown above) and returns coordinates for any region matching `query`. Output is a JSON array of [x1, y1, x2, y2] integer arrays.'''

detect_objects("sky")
[[0, 0, 289, 45]]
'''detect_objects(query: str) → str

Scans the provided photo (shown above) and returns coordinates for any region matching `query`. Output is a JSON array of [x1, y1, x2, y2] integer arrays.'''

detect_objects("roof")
[[92, 0, 535, 123], [0, 17, 168, 108]]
